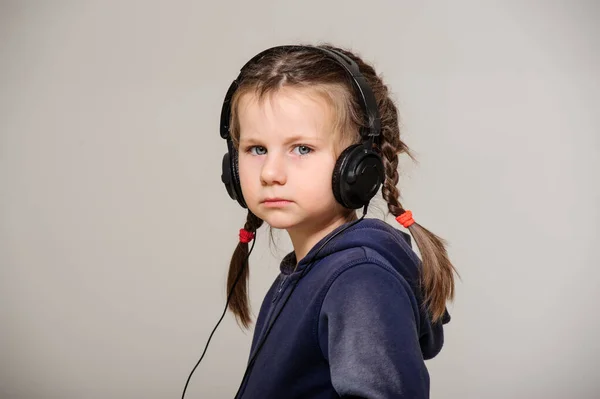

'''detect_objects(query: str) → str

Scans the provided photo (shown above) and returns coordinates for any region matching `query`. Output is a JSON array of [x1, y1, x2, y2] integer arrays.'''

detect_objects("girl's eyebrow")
[[239, 134, 322, 146], [238, 136, 261, 145]]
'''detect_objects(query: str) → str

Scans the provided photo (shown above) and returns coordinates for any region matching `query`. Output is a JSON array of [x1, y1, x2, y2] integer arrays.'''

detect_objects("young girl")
[[220, 44, 457, 398]]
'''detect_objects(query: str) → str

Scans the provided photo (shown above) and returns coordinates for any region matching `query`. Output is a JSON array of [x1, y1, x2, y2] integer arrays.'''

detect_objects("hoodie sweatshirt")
[[235, 217, 451, 399]]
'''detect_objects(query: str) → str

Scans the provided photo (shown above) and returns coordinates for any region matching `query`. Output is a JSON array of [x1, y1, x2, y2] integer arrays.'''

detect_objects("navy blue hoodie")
[[236, 218, 451, 398]]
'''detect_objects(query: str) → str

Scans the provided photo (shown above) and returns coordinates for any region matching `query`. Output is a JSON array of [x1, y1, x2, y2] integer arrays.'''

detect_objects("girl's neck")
[[287, 211, 357, 265]]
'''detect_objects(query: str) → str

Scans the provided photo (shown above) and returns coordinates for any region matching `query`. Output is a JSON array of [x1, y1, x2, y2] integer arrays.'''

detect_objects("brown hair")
[[225, 44, 458, 328]]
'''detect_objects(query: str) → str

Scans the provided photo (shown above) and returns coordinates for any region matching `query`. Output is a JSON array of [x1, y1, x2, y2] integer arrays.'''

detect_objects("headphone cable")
[[181, 237, 256, 399]]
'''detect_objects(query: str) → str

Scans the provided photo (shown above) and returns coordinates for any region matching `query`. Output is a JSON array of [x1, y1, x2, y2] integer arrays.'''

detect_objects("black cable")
[[233, 206, 368, 399], [181, 236, 257, 399]]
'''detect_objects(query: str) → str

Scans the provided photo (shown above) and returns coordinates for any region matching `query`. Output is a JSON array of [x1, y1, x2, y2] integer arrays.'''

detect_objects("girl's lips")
[[262, 198, 293, 207]]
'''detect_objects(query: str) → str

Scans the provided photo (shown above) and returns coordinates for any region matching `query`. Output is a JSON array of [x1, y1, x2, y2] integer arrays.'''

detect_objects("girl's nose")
[[260, 153, 287, 186]]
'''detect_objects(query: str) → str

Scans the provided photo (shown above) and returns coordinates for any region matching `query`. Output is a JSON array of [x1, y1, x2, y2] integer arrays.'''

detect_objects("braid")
[[380, 138, 404, 217], [244, 211, 264, 233], [325, 44, 457, 322], [226, 210, 263, 329]]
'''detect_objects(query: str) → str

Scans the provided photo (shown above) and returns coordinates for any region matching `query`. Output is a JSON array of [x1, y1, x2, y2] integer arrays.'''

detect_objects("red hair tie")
[[239, 228, 255, 243], [396, 210, 415, 228]]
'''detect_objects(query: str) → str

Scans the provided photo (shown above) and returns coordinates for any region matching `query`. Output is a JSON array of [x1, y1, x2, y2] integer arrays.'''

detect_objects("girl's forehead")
[[239, 86, 332, 118], [238, 87, 335, 142]]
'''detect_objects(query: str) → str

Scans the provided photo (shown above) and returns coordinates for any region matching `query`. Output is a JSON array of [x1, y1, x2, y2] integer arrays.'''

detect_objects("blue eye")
[[294, 145, 312, 156], [249, 146, 267, 155]]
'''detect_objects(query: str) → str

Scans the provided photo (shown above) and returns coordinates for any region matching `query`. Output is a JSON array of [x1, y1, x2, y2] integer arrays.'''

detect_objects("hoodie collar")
[[279, 218, 413, 277]]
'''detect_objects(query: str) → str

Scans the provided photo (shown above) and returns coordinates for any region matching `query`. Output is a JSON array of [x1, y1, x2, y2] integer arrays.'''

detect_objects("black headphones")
[[219, 45, 384, 210]]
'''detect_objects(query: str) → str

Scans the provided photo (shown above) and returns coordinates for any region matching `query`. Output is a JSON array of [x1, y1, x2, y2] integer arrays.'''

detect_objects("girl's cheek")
[[240, 156, 263, 175]]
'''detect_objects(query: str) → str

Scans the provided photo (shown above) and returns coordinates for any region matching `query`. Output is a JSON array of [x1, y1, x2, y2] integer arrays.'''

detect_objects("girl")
[[221, 44, 457, 398]]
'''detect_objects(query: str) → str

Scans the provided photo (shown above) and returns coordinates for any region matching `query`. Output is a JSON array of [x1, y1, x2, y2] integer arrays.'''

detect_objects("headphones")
[[219, 45, 384, 210]]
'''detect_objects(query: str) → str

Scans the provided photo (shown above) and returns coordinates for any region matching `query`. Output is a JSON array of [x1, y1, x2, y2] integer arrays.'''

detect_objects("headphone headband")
[[219, 45, 381, 143]]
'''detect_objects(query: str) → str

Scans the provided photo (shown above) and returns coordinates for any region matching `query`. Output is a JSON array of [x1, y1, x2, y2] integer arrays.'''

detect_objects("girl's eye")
[[249, 146, 267, 155], [293, 145, 312, 156]]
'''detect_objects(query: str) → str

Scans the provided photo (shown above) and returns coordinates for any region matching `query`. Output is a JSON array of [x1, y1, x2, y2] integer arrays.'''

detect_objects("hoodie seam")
[[312, 255, 417, 359]]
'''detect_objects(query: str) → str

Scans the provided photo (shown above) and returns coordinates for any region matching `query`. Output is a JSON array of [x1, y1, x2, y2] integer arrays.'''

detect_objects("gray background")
[[1, 1, 599, 398]]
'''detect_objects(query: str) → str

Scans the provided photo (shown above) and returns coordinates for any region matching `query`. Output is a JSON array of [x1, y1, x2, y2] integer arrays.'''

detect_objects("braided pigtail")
[[380, 138, 457, 322], [226, 211, 264, 329], [327, 44, 458, 322]]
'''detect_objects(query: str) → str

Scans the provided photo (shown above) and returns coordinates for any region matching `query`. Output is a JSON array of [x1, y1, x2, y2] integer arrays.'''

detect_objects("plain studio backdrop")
[[1, 1, 599, 398]]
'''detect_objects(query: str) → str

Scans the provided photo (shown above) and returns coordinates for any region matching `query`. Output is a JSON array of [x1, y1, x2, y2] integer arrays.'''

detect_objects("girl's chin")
[[259, 216, 301, 230]]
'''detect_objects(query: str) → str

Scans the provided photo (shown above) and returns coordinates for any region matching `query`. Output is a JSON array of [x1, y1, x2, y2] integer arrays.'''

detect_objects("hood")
[[281, 217, 450, 359]]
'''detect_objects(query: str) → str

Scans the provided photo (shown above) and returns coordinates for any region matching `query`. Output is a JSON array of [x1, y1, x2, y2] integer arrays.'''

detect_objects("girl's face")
[[237, 86, 349, 234]]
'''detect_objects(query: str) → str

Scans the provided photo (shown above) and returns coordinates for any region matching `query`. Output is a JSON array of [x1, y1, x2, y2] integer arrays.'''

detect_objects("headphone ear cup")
[[221, 152, 235, 199], [230, 147, 247, 208], [332, 144, 360, 207], [332, 144, 384, 209], [221, 140, 247, 208]]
